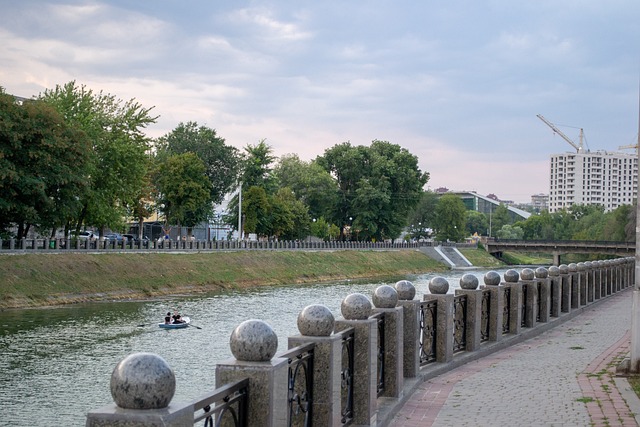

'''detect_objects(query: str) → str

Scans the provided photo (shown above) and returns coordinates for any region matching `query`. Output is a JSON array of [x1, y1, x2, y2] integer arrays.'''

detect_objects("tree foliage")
[[433, 194, 466, 242]]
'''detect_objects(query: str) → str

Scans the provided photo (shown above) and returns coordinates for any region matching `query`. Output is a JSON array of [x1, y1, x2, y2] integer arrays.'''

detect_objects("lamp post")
[[630, 86, 640, 372]]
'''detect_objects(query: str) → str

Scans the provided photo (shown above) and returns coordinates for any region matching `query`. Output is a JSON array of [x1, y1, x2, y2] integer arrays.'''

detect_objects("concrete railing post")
[[520, 268, 538, 328], [394, 280, 421, 378], [593, 260, 602, 300], [288, 304, 342, 427], [334, 293, 378, 426], [455, 274, 482, 351], [423, 277, 454, 363], [548, 266, 561, 317], [502, 269, 522, 335], [577, 262, 587, 306], [216, 320, 289, 427], [559, 264, 572, 314], [535, 267, 551, 323], [372, 285, 404, 399], [568, 263, 580, 309], [584, 261, 594, 302], [481, 271, 504, 342]]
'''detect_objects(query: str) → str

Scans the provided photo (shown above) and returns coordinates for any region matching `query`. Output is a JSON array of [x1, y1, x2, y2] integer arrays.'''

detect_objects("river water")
[[0, 268, 513, 426]]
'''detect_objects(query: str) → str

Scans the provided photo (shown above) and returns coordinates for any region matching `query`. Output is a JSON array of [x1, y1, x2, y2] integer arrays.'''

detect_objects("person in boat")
[[172, 312, 184, 324], [164, 312, 172, 324]]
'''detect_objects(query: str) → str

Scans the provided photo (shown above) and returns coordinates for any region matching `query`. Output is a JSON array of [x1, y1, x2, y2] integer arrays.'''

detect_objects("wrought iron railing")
[[419, 300, 437, 365], [480, 289, 491, 342], [340, 327, 355, 426], [279, 343, 314, 427], [192, 378, 249, 427], [453, 295, 467, 353], [521, 285, 528, 327], [373, 312, 386, 397], [502, 287, 511, 334]]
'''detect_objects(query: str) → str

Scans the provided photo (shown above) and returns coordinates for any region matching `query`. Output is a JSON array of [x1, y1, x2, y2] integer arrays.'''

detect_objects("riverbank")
[[0, 248, 504, 309]]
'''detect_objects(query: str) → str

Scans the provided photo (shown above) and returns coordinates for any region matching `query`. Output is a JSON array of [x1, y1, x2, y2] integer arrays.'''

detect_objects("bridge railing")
[[87, 258, 634, 427]]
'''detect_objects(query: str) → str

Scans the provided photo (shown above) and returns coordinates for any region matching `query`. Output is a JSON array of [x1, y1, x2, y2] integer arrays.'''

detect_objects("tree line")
[[2, 81, 634, 244], [0, 82, 429, 242]]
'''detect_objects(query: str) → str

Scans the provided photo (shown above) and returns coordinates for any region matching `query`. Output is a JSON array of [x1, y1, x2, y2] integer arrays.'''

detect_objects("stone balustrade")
[[86, 257, 635, 427]]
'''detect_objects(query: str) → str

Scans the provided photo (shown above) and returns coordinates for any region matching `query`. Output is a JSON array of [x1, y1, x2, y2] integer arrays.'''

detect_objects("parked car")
[[103, 233, 124, 242], [73, 230, 97, 241]]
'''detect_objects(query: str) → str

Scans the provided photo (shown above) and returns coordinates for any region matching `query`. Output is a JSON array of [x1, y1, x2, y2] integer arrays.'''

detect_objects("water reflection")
[[0, 268, 513, 426]]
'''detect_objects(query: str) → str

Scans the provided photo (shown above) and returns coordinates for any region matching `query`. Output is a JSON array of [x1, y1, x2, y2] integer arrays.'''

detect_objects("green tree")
[[242, 186, 271, 237], [274, 154, 339, 221], [154, 153, 212, 234], [156, 122, 240, 205], [406, 190, 439, 239], [317, 140, 429, 241], [38, 81, 157, 235], [496, 224, 524, 239], [0, 92, 92, 238], [490, 204, 511, 234], [466, 210, 488, 236], [434, 194, 466, 242]]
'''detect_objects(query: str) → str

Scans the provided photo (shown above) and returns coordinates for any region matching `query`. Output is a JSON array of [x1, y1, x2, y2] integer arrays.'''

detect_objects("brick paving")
[[389, 289, 638, 427]]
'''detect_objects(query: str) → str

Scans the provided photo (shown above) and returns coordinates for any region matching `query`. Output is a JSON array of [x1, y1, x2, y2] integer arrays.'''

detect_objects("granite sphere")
[[548, 266, 560, 276], [577, 262, 586, 271], [483, 271, 501, 286], [504, 269, 519, 283], [297, 304, 335, 336], [341, 293, 372, 320], [459, 274, 479, 290], [230, 319, 278, 362], [428, 276, 449, 294], [520, 268, 534, 280], [559, 264, 569, 274], [568, 263, 578, 272], [373, 285, 399, 308], [394, 280, 416, 300], [110, 352, 175, 409], [535, 267, 548, 279]]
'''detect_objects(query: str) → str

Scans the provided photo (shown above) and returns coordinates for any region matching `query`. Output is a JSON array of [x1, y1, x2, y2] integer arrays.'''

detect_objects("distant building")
[[448, 191, 531, 221], [548, 151, 637, 213], [530, 193, 549, 211]]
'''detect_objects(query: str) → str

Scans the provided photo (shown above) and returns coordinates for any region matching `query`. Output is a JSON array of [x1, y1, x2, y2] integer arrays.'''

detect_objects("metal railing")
[[192, 378, 249, 427]]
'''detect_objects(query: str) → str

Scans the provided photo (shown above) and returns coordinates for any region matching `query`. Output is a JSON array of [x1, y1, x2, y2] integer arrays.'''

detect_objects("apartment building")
[[548, 151, 637, 213]]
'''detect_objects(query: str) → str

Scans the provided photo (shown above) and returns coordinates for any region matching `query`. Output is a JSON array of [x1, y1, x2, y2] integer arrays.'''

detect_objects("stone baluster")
[[395, 280, 421, 378], [520, 268, 538, 328], [535, 267, 551, 323], [577, 262, 587, 306], [372, 285, 404, 398], [86, 352, 192, 426], [548, 266, 561, 317], [334, 293, 378, 426], [455, 273, 482, 351], [288, 304, 342, 427], [584, 261, 594, 302], [423, 277, 453, 363], [481, 270, 503, 342], [593, 260, 602, 300], [558, 264, 572, 314], [216, 319, 289, 427], [568, 263, 580, 309], [502, 269, 522, 335]]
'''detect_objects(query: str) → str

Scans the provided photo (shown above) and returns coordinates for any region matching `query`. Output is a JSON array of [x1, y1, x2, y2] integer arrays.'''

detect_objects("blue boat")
[[158, 316, 190, 329]]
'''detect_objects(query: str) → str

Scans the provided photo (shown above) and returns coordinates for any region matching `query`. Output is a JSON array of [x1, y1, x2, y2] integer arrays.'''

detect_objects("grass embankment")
[[0, 247, 509, 309], [0, 250, 455, 309]]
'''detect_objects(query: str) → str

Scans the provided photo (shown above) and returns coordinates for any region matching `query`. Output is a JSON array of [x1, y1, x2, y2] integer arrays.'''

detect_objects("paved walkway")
[[390, 289, 640, 427]]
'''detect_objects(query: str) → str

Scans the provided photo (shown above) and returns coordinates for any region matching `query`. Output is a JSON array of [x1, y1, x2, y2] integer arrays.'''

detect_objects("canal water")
[[0, 268, 514, 426]]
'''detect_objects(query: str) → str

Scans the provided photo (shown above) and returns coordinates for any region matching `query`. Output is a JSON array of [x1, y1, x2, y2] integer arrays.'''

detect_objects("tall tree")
[[154, 153, 212, 233], [434, 194, 466, 242], [317, 140, 429, 241], [406, 190, 439, 238], [38, 81, 157, 235], [0, 91, 92, 238], [156, 122, 240, 205]]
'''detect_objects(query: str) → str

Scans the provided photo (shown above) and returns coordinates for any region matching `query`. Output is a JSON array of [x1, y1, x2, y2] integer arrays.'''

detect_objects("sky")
[[2, 1, 640, 203]]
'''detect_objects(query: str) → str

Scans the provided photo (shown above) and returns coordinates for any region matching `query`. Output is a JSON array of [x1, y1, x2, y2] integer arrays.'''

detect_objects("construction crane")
[[537, 114, 585, 153]]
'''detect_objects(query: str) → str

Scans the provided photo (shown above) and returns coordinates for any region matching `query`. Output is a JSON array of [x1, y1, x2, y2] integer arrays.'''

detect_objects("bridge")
[[485, 239, 635, 265]]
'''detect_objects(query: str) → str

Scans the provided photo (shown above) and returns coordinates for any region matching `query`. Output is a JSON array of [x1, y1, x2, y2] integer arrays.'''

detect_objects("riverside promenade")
[[390, 287, 640, 426]]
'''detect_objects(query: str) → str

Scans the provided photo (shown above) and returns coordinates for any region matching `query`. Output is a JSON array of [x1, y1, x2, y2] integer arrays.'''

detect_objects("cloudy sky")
[[2, 1, 639, 203]]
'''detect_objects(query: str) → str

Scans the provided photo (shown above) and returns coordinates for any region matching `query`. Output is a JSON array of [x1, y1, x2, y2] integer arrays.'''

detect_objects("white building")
[[548, 150, 638, 213]]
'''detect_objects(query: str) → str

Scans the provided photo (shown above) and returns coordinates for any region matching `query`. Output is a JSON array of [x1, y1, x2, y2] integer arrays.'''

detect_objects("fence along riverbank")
[[86, 258, 634, 427]]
